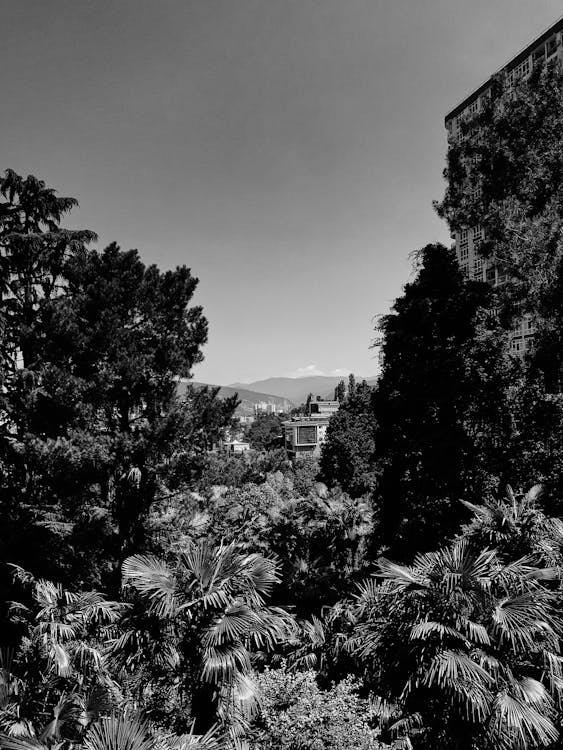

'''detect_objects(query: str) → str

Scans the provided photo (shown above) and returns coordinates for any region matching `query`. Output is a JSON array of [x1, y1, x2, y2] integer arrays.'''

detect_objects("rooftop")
[[445, 14, 563, 123]]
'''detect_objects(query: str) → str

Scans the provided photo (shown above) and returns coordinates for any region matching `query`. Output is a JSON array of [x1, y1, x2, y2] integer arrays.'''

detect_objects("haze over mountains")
[[228, 375, 379, 405], [179, 380, 292, 417], [182, 375, 378, 416]]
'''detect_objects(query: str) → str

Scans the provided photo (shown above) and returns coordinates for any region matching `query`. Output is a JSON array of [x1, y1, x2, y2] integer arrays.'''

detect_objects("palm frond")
[[40, 694, 81, 742], [488, 691, 558, 748], [515, 677, 550, 707], [163, 724, 222, 750], [48, 643, 71, 676], [0, 738, 48, 750], [7, 566, 35, 588], [424, 649, 493, 691], [202, 604, 257, 647], [377, 559, 426, 589], [388, 713, 424, 738], [201, 644, 251, 683], [410, 621, 467, 644], [353, 577, 381, 607], [122, 556, 179, 618], [455, 617, 491, 646], [493, 593, 554, 650], [83, 714, 154, 750]]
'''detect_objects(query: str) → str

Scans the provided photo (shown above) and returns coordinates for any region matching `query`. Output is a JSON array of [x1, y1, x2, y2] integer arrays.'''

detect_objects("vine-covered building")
[[444, 16, 563, 354]]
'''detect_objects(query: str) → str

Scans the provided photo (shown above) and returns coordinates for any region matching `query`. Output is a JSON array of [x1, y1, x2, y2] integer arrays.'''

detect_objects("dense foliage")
[[250, 667, 383, 750], [4, 60, 563, 749], [436, 62, 563, 500], [243, 413, 283, 451], [320, 378, 377, 498]]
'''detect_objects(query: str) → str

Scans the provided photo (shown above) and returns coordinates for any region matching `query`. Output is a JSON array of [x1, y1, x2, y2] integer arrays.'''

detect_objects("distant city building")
[[239, 415, 255, 425], [444, 16, 563, 355], [254, 401, 284, 415], [282, 399, 338, 458], [309, 400, 339, 416], [220, 440, 251, 454]]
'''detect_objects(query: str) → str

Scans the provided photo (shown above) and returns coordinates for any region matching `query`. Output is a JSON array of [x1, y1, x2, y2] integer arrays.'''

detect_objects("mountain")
[[177, 379, 293, 417], [228, 375, 378, 405]]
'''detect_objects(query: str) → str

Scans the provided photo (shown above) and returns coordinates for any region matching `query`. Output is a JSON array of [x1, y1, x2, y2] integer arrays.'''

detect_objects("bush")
[[249, 666, 385, 750]]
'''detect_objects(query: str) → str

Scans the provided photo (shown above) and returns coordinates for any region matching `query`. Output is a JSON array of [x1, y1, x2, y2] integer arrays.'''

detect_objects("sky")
[[3, 0, 562, 384]]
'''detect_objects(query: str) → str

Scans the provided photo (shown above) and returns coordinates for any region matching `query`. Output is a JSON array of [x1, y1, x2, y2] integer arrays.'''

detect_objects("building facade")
[[444, 16, 563, 354], [220, 439, 251, 454], [282, 400, 339, 458]]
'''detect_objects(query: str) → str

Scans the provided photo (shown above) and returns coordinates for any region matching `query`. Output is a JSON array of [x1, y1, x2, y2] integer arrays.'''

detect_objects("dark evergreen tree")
[[333, 379, 346, 402], [320, 380, 377, 498], [305, 392, 313, 415], [372, 244, 515, 559], [244, 413, 283, 452], [0, 171, 236, 612]]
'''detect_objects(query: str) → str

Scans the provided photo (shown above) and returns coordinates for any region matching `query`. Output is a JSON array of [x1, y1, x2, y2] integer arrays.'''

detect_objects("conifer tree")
[[0, 170, 235, 612], [372, 244, 515, 558]]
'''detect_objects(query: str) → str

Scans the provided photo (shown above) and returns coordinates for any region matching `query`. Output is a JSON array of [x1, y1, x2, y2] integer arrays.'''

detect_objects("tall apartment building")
[[444, 16, 563, 354]]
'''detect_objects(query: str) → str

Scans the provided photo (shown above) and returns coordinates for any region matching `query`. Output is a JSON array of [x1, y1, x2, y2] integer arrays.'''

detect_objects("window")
[[511, 337, 523, 352], [460, 228, 469, 243], [524, 334, 535, 351], [532, 45, 545, 64], [466, 99, 480, 118], [296, 425, 317, 445], [473, 258, 483, 280], [547, 35, 558, 57], [472, 225, 483, 248], [507, 58, 530, 86], [459, 246, 469, 262], [516, 59, 530, 77], [486, 265, 496, 283], [460, 263, 470, 277]]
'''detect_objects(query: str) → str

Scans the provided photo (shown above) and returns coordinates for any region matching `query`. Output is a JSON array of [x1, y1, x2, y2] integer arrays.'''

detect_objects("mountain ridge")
[[227, 375, 378, 404], [178, 379, 293, 417]]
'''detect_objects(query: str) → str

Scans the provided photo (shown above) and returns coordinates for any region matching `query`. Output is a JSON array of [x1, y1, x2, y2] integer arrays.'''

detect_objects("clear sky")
[[3, 0, 562, 384]]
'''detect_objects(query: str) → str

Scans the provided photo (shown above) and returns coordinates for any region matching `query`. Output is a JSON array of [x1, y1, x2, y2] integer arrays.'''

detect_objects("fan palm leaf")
[[201, 645, 251, 683], [0, 738, 51, 750], [121, 556, 179, 618], [354, 531, 563, 748], [423, 649, 494, 691], [82, 715, 154, 750], [120, 541, 291, 736], [377, 559, 427, 590], [492, 593, 555, 650], [162, 723, 222, 750], [202, 605, 257, 647], [488, 691, 558, 749], [409, 621, 468, 644], [39, 694, 81, 742]]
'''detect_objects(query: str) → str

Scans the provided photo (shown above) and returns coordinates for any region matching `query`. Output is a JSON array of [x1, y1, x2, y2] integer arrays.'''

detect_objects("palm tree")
[[0, 713, 222, 750], [1, 567, 123, 741], [119, 540, 294, 740], [461, 484, 563, 564], [352, 538, 563, 749], [82, 714, 221, 750], [287, 601, 355, 686]]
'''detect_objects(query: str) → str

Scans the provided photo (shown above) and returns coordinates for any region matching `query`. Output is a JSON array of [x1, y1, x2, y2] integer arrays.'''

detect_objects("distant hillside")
[[177, 379, 293, 417], [229, 375, 378, 405]]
